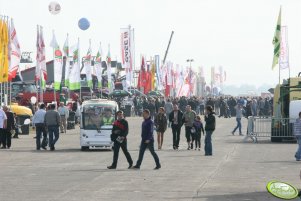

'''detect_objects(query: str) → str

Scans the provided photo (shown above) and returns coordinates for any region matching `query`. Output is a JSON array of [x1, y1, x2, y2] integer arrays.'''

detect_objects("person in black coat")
[[2, 106, 15, 149], [107, 111, 133, 169], [169, 104, 183, 150], [204, 105, 216, 156]]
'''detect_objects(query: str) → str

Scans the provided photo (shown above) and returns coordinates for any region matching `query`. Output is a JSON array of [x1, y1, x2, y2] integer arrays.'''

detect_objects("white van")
[[80, 99, 118, 150]]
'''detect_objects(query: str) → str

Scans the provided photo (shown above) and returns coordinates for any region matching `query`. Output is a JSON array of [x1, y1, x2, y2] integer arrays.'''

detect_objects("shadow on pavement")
[[194, 191, 299, 201]]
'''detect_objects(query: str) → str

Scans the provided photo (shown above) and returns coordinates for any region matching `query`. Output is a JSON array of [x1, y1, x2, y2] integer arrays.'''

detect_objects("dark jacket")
[[205, 113, 216, 131], [154, 113, 167, 132], [169, 110, 183, 127], [5, 112, 15, 131], [111, 118, 128, 142], [193, 120, 204, 135], [141, 117, 154, 142]]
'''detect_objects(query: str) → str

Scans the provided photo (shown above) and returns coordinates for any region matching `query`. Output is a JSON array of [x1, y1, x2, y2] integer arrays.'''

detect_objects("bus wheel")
[[81, 146, 89, 151]]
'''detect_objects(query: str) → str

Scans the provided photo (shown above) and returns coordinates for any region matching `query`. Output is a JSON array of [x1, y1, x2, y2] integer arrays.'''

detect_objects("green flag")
[[272, 8, 281, 70]]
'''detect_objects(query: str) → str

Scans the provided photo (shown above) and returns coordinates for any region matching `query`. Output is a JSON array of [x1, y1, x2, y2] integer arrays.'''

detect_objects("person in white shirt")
[[0, 108, 7, 149], [57, 102, 69, 133]]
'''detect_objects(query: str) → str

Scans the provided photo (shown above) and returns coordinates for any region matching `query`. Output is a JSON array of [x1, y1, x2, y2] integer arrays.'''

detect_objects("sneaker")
[[239, 133, 244, 136], [41, 146, 47, 150], [154, 165, 161, 170], [231, 132, 234, 135], [107, 166, 116, 169], [296, 159, 301, 161], [198, 148, 201, 151], [128, 164, 133, 169], [132, 165, 140, 169]]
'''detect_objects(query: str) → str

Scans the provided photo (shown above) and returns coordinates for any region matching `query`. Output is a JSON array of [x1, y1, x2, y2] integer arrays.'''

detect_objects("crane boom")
[[163, 31, 174, 65]]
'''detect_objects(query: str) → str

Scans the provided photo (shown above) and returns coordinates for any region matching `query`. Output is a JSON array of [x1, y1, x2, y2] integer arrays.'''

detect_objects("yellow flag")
[[151, 60, 156, 90], [0, 19, 3, 83], [2, 20, 9, 83]]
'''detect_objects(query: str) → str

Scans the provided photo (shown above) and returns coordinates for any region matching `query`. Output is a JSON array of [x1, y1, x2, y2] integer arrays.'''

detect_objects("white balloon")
[[48, 1, 61, 15]]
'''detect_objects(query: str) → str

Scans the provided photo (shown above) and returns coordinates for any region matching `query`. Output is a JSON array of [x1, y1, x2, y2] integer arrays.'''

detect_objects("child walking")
[[192, 116, 205, 151]]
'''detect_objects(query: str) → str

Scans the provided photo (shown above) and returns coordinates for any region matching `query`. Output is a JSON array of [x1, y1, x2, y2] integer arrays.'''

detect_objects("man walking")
[[107, 111, 133, 169], [45, 104, 60, 151], [169, 104, 183, 150], [232, 104, 243, 136], [183, 105, 196, 150], [2, 106, 14, 149], [164, 99, 173, 127], [32, 104, 47, 150], [204, 106, 216, 156], [0, 107, 7, 149], [133, 109, 161, 170], [58, 102, 69, 133]]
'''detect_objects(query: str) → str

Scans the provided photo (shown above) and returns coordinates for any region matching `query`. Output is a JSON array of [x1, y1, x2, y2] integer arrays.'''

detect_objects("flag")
[[0, 18, 9, 83], [272, 8, 281, 70], [95, 43, 103, 88], [69, 39, 81, 90], [121, 27, 133, 90], [84, 40, 92, 88], [137, 56, 147, 93], [8, 18, 20, 81], [106, 44, 112, 91], [63, 34, 70, 87], [50, 31, 63, 91], [35, 25, 41, 81], [155, 55, 163, 90], [151, 59, 156, 90], [279, 26, 289, 70]]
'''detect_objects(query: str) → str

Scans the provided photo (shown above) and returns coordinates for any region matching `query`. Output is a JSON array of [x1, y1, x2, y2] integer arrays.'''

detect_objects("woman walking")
[[192, 116, 204, 151], [154, 107, 167, 150], [204, 106, 216, 156]]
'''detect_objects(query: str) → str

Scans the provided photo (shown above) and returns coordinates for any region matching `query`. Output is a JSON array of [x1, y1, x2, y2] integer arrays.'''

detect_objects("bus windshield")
[[82, 105, 116, 130]]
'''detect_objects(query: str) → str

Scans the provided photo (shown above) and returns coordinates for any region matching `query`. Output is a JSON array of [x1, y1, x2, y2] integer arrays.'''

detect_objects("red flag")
[[137, 56, 147, 90]]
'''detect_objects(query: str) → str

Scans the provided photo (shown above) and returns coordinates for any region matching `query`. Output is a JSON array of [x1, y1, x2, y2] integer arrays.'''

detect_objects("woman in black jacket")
[[204, 106, 216, 156], [154, 107, 167, 150]]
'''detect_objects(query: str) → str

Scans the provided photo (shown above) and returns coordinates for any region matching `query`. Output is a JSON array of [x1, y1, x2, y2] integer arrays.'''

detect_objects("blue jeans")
[[48, 126, 59, 149], [295, 136, 301, 160], [205, 131, 213, 155], [233, 118, 242, 134], [136, 141, 160, 167], [35, 124, 47, 149]]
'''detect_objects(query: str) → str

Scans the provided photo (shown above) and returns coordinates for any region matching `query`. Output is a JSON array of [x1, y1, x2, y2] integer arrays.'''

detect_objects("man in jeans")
[[32, 104, 47, 150], [45, 104, 60, 151], [58, 102, 69, 133], [183, 105, 196, 150], [294, 112, 301, 161], [232, 104, 243, 136], [133, 109, 161, 170]]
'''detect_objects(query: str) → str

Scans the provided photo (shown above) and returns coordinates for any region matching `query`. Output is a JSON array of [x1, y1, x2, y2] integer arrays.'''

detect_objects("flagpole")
[[52, 30, 57, 105], [78, 38, 82, 101]]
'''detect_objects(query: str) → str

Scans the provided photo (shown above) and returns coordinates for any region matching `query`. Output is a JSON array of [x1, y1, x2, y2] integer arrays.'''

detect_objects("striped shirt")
[[294, 118, 301, 136]]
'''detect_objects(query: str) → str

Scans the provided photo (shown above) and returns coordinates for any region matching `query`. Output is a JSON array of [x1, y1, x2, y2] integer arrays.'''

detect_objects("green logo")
[[267, 181, 299, 200]]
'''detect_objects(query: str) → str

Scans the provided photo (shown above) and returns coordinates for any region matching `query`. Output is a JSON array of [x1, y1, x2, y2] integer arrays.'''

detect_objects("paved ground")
[[0, 117, 300, 201]]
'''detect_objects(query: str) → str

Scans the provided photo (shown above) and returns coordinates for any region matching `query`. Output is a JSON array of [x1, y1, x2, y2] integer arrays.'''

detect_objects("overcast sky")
[[1, 0, 301, 86]]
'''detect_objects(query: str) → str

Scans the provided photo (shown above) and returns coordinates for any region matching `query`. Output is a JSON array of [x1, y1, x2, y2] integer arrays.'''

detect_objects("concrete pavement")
[[0, 117, 300, 201]]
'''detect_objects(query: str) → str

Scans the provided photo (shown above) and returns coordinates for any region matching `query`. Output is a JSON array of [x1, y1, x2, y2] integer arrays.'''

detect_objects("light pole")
[[186, 59, 194, 68]]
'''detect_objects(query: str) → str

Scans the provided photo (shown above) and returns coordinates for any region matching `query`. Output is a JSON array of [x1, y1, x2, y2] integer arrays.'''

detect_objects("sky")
[[1, 0, 301, 86]]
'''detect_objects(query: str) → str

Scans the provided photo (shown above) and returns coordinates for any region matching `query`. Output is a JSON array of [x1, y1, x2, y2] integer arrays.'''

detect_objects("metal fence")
[[245, 116, 296, 143]]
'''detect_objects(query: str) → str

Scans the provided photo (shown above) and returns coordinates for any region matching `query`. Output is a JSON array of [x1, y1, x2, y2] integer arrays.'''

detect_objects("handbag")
[[191, 127, 196, 134]]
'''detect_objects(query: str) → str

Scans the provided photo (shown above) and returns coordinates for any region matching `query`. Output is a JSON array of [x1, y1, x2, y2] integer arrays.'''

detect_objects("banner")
[[9, 18, 20, 81], [69, 39, 81, 90], [155, 55, 163, 90], [84, 40, 92, 87], [107, 44, 112, 92], [120, 27, 133, 90], [279, 26, 289, 70], [272, 8, 281, 70], [63, 34, 70, 87], [95, 43, 103, 88], [50, 31, 62, 91], [167, 62, 173, 86]]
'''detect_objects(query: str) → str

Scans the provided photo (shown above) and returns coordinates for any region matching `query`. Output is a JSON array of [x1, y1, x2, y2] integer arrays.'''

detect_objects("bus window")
[[82, 105, 116, 130]]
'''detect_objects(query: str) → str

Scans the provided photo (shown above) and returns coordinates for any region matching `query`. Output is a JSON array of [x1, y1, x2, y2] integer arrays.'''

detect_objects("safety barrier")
[[245, 116, 296, 143]]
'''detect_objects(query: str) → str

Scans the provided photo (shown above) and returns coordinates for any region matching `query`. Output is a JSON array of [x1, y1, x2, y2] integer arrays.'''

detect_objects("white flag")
[[50, 31, 63, 91], [63, 34, 70, 87], [9, 18, 21, 81], [69, 40, 81, 90], [84, 40, 92, 88], [95, 43, 103, 88], [279, 26, 289, 70]]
